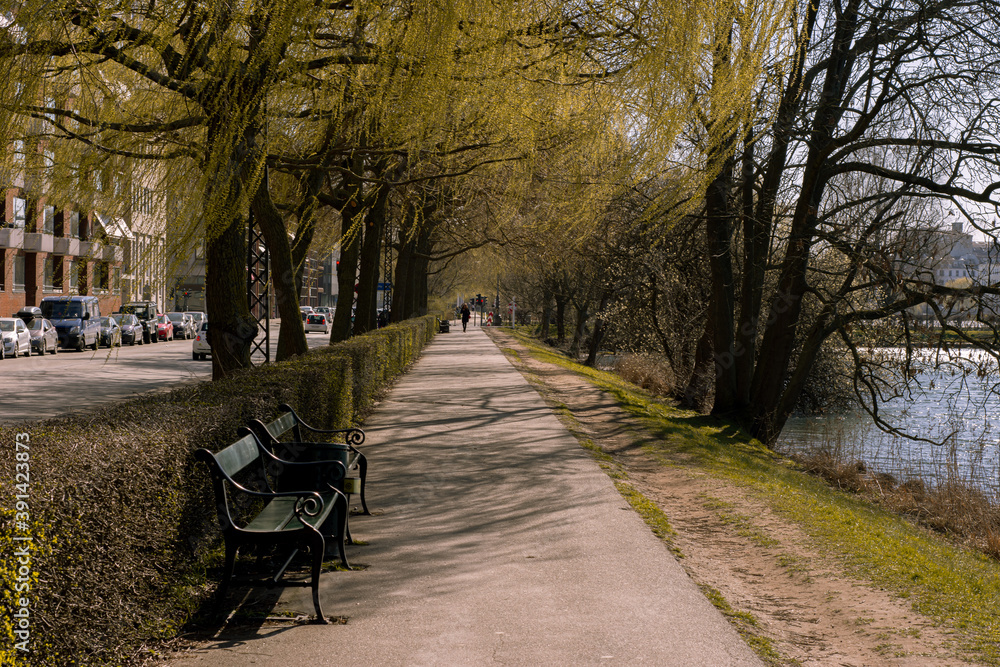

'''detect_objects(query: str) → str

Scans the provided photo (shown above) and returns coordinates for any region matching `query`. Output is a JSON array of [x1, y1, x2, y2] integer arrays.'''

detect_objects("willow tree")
[[0, 0, 391, 376]]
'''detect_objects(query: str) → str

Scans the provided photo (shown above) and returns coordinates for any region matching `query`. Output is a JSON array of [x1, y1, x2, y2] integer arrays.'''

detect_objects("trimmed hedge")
[[0, 316, 435, 666]]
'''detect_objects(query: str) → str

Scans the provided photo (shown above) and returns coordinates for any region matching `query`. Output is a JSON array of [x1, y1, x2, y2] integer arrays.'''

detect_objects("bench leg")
[[306, 530, 329, 624], [217, 540, 239, 601], [358, 454, 370, 515], [333, 492, 351, 570]]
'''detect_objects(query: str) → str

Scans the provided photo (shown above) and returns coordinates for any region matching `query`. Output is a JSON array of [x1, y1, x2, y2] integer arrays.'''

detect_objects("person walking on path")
[[461, 303, 471, 332]]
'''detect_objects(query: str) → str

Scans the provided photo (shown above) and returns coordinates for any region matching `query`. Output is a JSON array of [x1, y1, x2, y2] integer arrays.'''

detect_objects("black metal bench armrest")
[[196, 447, 334, 508], [237, 426, 351, 480], [277, 403, 366, 447]]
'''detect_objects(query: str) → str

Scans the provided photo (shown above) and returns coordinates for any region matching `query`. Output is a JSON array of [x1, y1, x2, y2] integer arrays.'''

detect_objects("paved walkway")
[[173, 327, 762, 666]]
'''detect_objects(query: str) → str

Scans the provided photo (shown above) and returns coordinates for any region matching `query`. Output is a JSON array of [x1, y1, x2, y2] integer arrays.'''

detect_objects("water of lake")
[[778, 348, 1000, 497]]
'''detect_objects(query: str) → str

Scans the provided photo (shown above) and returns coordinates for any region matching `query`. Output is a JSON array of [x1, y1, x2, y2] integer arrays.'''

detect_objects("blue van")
[[39, 296, 102, 351]]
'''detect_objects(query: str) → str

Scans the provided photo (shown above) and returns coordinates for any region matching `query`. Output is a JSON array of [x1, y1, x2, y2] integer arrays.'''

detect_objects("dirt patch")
[[489, 329, 973, 666]]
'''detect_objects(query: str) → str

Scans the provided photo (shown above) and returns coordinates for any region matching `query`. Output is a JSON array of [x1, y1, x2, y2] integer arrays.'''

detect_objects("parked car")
[[167, 312, 195, 340], [0, 318, 31, 358], [192, 321, 210, 360], [155, 314, 174, 341], [304, 312, 330, 334], [15, 306, 42, 324], [111, 313, 143, 345], [40, 295, 102, 351], [99, 317, 122, 348], [185, 311, 206, 331], [26, 317, 58, 355], [16, 307, 56, 356], [118, 300, 159, 344]]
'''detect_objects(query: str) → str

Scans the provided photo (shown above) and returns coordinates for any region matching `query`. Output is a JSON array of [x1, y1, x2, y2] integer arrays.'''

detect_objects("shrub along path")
[[167, 326, 762, 666]]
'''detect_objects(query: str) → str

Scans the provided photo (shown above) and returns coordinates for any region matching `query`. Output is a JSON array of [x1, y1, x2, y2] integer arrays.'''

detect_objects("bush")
[[0, 316, 435, 666]]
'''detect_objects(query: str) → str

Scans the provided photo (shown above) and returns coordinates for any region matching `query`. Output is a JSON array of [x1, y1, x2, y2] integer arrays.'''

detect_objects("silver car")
[[167, 312, 196, 340], [185, 311, 206, 331], [27, 317, 59, 355], [0, 318, 32, 359], [192, 321, 211, 360]]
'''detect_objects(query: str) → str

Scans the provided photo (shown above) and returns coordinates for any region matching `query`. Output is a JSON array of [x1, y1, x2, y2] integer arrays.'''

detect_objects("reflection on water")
[[778, 349, 1000, 497]]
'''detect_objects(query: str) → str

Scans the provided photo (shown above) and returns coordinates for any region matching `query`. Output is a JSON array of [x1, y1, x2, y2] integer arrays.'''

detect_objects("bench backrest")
[[196, 433, 270, 531], [213, 433, 262, 477], [263, 411, 301, 443]]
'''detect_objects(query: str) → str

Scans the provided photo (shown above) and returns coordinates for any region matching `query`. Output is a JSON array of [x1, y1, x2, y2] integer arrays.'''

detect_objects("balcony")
[[0, 227, 24, 248], [102, 245, 123, 263], [54, 237, 81, 256], [23, 232, 54, 253], [78, 240, 94, 258]]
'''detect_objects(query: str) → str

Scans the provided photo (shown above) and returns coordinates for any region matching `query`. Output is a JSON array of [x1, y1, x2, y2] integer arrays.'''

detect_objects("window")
[[69, 211, 80, 239], [11, 197, 26, 228], [95, 262, 109, 291], [13, 254, 25, 291], [12, 140, 24, 170], [68, 259, 78, 290], [42, 205, 54, 234], [132, 186, 154, 215], [43, 256, 55, 290]]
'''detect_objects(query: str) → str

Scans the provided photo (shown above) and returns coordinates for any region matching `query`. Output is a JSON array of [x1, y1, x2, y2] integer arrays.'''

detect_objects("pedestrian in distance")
[[461, 303, 471, 332]]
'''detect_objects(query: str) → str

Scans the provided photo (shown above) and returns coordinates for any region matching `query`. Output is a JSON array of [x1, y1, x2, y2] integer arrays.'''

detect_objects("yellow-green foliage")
[[0, 315, 435, 666], [0, 508, 54, 665]]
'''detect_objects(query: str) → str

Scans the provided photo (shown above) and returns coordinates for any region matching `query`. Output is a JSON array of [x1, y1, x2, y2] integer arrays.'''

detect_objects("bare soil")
[[488, 329, 975, 666]]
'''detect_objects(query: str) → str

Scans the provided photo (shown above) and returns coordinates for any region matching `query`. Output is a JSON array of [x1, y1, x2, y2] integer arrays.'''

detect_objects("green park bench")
[[195, 430, 351, 624], [246, 403, 369, 519]]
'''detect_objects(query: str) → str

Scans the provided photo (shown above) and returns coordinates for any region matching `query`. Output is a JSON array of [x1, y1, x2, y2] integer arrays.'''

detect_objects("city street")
[[0, 320, 329, 423]]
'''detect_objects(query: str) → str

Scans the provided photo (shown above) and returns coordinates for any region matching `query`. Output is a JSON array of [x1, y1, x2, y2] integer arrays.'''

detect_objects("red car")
[[155, 314, 174, 341]]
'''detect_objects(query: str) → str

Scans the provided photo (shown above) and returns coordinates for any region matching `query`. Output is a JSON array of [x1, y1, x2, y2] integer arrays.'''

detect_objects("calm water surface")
[[778, 349, 1000, 495]]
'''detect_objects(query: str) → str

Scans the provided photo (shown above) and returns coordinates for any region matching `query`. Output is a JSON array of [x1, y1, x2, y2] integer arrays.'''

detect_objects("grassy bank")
[[0, 316, 436, 666], [502, 328, 1000, 665]]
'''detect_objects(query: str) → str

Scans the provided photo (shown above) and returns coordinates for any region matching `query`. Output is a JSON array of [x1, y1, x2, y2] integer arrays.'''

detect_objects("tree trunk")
[[706, 152, 739, 415], [353, 178, 391, 335], [251, 174, 308, 360], [585, 290, 611, 367], [748, 0, 860, 441], [679, 321, 715, 411], [391, 230, 416, 322], [555, 295, 567, 343], [206, 212, 256, 379], [413, 226, 433, 316], [330, 199, 363, 342], [569, 303, 588, 357], [539, 286, 553, 340]]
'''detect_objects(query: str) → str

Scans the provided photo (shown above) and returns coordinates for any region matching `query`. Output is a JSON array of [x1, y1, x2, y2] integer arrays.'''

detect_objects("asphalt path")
[[0, 320, 329, 424], [170, 326, 763, 666]]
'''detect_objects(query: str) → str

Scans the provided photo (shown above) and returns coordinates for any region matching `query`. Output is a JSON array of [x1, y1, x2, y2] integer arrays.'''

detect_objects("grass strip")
[[502, 328, 1000, 665]]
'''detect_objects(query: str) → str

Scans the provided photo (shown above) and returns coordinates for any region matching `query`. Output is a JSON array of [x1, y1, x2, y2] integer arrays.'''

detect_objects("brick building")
[[0, 184, 167, 318]]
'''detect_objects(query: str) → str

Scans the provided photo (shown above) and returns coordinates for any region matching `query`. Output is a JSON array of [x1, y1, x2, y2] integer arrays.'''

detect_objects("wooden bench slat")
[[213, 434, 261, 478], [245, 497, 331, 533]]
